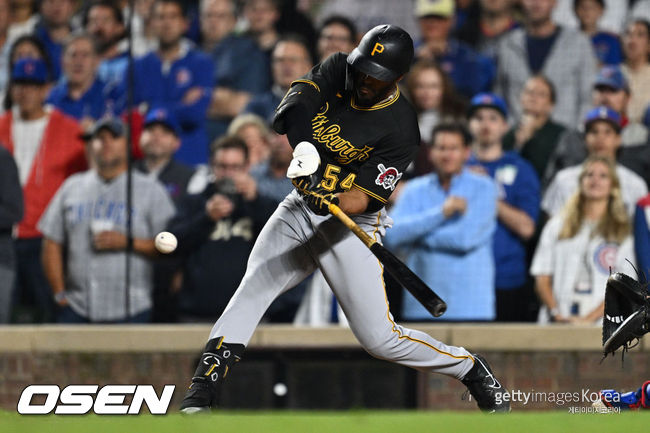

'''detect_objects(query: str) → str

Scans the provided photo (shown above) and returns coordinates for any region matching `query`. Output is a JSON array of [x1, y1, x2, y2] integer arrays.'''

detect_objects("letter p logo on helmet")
[[371, 42, 384, 56]]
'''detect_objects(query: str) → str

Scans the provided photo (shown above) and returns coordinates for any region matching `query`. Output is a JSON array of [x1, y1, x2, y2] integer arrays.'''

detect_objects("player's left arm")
[[272, 54, 347, 147]]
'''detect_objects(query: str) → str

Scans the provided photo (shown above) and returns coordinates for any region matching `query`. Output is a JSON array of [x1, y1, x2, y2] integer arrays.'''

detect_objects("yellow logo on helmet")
[[371, 42, 384, 56]]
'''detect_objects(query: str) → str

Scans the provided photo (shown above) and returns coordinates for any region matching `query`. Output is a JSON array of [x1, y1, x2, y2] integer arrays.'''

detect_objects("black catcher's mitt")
[[602, 272, 650, 357]]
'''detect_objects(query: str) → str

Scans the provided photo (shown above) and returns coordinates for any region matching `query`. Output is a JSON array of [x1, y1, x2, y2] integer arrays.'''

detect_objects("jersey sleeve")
[[352, 131, 419, 207], [294, 52, 347, 103], [272, 53, 347, 136]]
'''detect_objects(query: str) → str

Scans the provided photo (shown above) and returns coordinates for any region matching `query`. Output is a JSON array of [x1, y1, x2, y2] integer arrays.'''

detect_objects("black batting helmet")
[[347, 24, 414, 82]]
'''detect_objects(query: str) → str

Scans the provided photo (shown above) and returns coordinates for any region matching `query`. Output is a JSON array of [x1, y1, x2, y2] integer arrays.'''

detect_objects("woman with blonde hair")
[[530, 156, 636, 324], [227, 113, 272, 168]]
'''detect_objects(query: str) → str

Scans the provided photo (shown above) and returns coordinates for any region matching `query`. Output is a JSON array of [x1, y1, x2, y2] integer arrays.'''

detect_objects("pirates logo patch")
[[375, 164, 402, 191]]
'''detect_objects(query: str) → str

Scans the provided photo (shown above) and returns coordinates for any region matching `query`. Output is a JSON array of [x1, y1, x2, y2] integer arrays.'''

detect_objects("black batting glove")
[[303, 187, 339, 216]]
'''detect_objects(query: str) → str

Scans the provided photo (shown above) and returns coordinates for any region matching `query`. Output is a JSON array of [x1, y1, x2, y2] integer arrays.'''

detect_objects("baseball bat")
[[328, 202, 447, 317]]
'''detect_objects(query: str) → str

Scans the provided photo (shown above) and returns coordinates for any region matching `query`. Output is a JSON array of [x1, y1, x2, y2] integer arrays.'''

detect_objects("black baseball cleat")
[[179, 382, 215, 414], [461, 354, 511, 413], [179, 337, 245, 414]]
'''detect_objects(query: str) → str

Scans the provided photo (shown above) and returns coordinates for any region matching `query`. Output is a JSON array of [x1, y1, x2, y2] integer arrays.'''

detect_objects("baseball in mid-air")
[[155, 231, 177, 254]]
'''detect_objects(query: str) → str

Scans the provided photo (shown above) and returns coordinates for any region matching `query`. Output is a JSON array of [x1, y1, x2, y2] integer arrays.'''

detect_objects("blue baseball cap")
[[468, 92, 508, 119], [12, 58, 48, 84], [594, 65, 629, 93], [584, 106, 622, 133], [144, 107, 181, 136]]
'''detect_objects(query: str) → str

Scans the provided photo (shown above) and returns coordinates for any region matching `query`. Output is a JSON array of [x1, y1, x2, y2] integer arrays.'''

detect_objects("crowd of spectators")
[[1, 0, 649, 326]]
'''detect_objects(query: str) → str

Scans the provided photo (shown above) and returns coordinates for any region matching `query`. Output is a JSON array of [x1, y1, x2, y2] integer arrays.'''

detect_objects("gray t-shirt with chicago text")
[[38, 170, 175, 321]]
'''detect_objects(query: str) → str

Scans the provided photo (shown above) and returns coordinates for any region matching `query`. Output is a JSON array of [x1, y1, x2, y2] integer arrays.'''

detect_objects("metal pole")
[[124, 0, 136, 321]]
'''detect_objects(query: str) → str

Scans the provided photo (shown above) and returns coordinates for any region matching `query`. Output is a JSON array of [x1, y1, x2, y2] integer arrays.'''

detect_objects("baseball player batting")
[[180, 24, 510, 413]]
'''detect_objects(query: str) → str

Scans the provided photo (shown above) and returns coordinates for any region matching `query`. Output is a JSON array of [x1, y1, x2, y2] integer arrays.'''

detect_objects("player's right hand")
[[303, 187, 339, 216], [292, 175, 317, 195], [205, 194, 234, 221]]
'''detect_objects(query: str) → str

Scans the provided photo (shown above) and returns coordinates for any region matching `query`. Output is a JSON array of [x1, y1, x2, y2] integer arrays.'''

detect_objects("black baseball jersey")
[[288, 53, 420, 209]]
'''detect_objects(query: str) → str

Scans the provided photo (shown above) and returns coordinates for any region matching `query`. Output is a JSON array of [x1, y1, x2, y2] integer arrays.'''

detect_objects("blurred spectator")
[[275, 0, 317, 55], [293, 270, 348, 327], [39, 118, 175, 323], [547, 65, 650, 186], [531, 156, 635, 324], [83, 0, 128, 89], [130, 0, 214, 165], [7, 34, 52, 69], [413, 0, 495, 100], [135, 107, 194, 323], [632, 0, 650, 23], [612, 67, 650, 189], [495, 0, 597, 128], [46, 32, 123, 130], [574, 0, 622, 65], [404, 60, 465, 175], [467, 93, 540, 322], [227, 113, 271, 167], [168, 136, 276, 322], [135, 107, 195, 206], [635, 194, 650, 276], [503, 75, 566, 185], [200, 0, 270, 141], [542, 106, 647, 218], [315, 0, 419, 38], [456, 0, 519, 61], [406, 60, 466, 144], [0, 58, 86, 322], [7, 0, 38, 41], [385, 122, 497, 321], [453, 0, 475, 32], [624, 105, 650, 188], [243, 0, 280, 54], [553, 0, 627, 35], [33, 0, 76, 81], [249, 131, 293, 203], [621, 19, 650, 124], [316, 15, 356, 62], [2, 35, 55, 111], [131, 0, 158, 56], [0, 0, 12, 94], [0, 145, 22, 323], [244, 34, 313, 123]]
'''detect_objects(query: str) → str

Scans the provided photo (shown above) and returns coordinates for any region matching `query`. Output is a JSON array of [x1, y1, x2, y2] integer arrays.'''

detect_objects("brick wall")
[[2, 348, 647, 411]]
